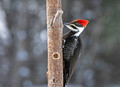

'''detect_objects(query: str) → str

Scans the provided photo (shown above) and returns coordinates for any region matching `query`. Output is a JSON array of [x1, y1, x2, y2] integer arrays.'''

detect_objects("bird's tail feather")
[[63, 82, 67, 87], [64, 85, 67, 87]]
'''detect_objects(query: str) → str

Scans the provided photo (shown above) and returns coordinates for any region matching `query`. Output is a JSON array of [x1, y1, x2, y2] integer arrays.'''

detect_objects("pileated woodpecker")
[[63, 19, 89, 87]]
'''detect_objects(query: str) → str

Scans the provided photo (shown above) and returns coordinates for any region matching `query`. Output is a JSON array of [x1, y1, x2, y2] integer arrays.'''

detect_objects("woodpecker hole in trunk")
[[52, 52, 60, 59], [53, 78, 56, 82]]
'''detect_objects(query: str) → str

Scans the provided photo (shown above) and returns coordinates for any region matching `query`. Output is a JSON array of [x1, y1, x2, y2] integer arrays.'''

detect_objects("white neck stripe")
[[74, 27, 85, 36]]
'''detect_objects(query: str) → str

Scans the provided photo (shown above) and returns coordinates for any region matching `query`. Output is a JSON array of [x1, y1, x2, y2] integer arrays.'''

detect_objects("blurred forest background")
[[0, 0, 120, 87]]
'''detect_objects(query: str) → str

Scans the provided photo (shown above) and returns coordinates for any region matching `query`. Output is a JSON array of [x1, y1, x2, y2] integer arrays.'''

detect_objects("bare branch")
[[52, 9, 63, 29]]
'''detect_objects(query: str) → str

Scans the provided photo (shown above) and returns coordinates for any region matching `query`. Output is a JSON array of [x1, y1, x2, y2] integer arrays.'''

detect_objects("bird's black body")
[[63, 19, 89, 87], [63, 31, 82, 87]]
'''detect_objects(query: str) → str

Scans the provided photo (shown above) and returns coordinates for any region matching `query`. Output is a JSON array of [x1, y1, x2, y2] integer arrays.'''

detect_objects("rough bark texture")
[[46, 0, 63, 87]]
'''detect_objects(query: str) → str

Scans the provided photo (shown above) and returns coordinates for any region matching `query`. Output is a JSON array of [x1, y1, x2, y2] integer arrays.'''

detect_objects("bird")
[[63, 19, 89, 87]]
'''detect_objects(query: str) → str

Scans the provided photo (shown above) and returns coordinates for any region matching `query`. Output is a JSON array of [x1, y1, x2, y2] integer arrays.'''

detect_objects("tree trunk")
[[46, 0, 63, 87]]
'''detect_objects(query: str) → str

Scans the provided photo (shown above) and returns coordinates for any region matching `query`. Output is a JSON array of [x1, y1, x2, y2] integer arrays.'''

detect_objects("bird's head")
[[65, 19, 89, 36]]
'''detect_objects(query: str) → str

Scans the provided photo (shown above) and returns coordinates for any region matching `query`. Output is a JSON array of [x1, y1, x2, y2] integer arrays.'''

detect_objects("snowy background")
[[0, 0, 120, 87]]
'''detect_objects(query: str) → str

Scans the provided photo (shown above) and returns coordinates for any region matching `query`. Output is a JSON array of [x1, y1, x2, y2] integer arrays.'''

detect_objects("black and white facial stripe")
[[65, 22, 85, 36]]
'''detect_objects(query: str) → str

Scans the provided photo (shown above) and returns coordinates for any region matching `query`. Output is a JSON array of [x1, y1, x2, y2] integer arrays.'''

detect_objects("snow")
[[19, 66, 30, 77], [16, 49, 28, 61]]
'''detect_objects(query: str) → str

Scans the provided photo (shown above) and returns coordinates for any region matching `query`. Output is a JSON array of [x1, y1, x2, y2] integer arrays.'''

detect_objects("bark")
[[46, 0, 63, 87]]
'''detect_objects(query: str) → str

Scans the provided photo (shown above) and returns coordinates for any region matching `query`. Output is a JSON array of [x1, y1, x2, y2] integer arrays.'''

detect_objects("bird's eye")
[[76, 23, 79, 25], [76, 23, 83, 27]]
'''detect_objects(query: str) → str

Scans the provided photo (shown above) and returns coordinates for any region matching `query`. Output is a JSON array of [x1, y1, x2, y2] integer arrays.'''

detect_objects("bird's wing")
[[63, 36, 82, 86]]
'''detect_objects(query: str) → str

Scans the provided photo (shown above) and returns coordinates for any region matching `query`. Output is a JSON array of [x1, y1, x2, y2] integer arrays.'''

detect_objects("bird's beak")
[[64, 23, 69, 26]]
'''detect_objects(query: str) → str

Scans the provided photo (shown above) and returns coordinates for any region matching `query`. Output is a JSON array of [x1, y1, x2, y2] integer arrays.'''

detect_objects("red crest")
[[77, 19, 89, 27]]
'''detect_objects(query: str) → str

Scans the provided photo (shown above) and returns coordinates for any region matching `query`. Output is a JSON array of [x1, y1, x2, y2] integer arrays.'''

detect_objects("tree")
[[46, 0, 63, 87]]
